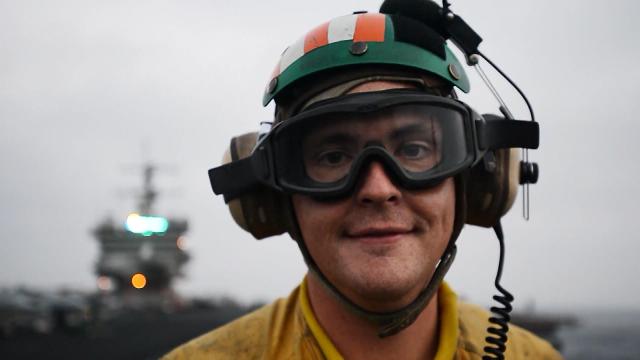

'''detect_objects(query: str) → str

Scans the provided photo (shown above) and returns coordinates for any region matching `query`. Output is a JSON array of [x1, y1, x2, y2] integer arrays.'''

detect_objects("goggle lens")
[[285, 104, 467, 185]]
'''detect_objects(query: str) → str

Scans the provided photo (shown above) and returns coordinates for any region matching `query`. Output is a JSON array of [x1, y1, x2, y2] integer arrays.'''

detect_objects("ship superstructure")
[[93, 165, 189, 294]]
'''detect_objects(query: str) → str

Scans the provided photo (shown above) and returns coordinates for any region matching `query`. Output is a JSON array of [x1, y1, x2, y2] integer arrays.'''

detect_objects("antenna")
[[139, 164, 157, 215], [470, 52, 538, 220], [117, 161, 181, 215]]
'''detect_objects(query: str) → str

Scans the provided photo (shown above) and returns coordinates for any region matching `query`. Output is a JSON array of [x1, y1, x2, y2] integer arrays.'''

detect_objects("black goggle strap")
[[208, 111, 538, 203], [209, 154, 263, 203], [477, 116, 539, 150]]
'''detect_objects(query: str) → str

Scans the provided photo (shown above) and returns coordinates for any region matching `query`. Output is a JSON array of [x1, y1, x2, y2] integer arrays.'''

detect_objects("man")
[[165, 0, 561, 358]]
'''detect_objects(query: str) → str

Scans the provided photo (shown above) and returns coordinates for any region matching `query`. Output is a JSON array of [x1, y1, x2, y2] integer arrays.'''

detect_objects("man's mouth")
[[345, 226, 414, 244]]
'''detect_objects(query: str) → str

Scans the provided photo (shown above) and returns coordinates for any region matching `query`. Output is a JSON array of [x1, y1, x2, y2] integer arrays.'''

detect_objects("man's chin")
[[340, 273, 425, 311]]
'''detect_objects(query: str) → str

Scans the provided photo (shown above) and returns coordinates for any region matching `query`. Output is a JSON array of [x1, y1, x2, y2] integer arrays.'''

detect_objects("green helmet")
[[263, 12, 470, 106]]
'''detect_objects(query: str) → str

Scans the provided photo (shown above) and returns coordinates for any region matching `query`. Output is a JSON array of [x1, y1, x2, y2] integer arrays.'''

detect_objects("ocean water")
[[556, 310, 640, 360]]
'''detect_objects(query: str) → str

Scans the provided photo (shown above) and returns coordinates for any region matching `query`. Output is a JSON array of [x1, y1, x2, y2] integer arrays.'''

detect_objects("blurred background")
[[1, 0, 639, 358]]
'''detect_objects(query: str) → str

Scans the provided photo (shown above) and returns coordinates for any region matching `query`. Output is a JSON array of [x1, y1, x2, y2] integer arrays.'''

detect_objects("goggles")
[[210, 90, 538, 201]]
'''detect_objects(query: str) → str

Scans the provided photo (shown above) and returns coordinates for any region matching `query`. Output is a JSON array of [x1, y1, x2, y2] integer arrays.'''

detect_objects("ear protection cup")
[[222, 132, 289, 239], [465, 148, 520, 227]]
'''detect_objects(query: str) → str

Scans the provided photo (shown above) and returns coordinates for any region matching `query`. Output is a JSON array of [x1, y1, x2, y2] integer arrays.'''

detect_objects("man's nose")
[[355, 161, 401, 205]]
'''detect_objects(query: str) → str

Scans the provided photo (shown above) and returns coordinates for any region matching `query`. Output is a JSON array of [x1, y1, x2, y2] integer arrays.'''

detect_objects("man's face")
[[292, 81, 455, 311]]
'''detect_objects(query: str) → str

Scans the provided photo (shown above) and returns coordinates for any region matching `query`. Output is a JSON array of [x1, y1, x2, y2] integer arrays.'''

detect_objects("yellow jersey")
[[163, 279, 562, 359]]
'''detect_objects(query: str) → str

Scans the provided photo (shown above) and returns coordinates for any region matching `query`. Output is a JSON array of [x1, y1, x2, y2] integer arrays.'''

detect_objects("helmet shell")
[[263, 12, 470, 106]]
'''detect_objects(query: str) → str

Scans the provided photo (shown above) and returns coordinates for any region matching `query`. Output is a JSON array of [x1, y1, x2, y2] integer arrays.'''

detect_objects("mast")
[[139, 164, 157, 215]]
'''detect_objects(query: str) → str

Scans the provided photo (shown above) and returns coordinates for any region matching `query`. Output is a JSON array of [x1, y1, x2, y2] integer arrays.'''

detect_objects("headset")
[[209, 0, 540, 358], [217, 116, 529, 240]]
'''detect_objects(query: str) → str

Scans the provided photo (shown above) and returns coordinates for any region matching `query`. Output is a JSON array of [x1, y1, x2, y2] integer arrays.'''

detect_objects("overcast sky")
[[1, 0, 639, 312]]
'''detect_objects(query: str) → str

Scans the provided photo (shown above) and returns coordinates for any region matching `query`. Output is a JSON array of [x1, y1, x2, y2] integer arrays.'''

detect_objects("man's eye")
[[317, 150, 351, 166], [398, 142, 432, 159]]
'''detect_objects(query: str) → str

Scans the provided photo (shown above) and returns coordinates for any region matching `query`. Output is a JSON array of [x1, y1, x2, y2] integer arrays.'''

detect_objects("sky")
[[1, 0, 639, 312]]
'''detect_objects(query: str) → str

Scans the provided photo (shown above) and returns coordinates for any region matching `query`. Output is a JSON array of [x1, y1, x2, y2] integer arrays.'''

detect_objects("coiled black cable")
[[483, 222, 514, 360]]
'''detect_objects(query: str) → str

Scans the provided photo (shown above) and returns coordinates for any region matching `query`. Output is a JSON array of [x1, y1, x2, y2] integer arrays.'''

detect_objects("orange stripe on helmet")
[[353, 13, 386, 42], [304, 21, 330, 53]]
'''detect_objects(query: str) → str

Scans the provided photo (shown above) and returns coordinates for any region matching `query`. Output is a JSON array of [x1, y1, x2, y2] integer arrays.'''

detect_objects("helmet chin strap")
[[298, 236, 456, 338], [287, 175, 467, 338]]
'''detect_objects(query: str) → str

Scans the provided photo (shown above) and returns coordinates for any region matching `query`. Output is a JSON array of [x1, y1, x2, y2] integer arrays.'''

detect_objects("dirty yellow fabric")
[[163, 279, 562, 359], [297, 278, 459, 360]]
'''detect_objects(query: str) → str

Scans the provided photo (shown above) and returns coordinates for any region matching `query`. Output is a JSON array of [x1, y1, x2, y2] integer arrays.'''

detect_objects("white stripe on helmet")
[[328, 14, 358, 43], [280, 37, 306, 72]]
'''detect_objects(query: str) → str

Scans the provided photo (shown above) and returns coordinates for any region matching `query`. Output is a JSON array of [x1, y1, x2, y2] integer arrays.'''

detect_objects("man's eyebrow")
[[389, 122, 433, 140], [309, 132, 357, 145]]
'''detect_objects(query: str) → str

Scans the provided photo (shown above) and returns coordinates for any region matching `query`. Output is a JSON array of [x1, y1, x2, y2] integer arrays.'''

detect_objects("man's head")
[[212, 9, 474, 336], [289, 78, 456, 312], [209, 1, 537, 336], [295, 85, 457, 312]]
